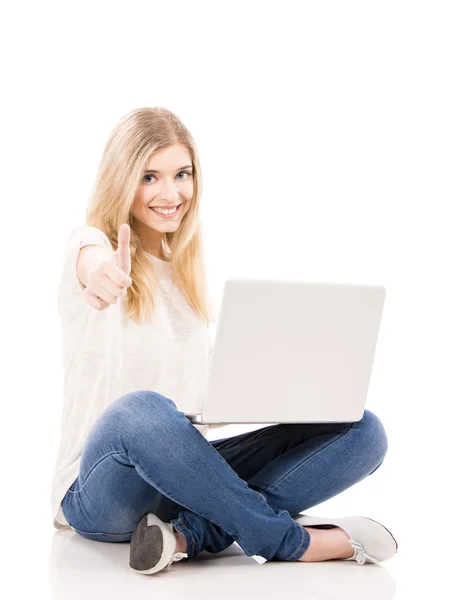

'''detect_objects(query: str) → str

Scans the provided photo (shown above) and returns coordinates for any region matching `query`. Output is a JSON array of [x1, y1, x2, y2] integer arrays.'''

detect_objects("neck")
[[135, 223, 165, 259]]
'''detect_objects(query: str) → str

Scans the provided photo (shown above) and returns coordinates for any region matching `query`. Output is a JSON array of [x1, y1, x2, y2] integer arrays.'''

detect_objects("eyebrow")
[[143, 165, 193, 174]]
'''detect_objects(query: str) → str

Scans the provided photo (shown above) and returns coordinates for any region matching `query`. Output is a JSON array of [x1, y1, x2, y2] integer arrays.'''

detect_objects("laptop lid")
[[189, 278, 385, 425]]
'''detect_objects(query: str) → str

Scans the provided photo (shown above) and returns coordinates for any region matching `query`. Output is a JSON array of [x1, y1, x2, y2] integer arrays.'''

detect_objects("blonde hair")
[[85, 106, 215, 326]]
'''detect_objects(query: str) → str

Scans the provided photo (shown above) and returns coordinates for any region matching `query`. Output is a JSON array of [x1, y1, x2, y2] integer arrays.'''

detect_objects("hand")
[[83, 223, 133, 311]]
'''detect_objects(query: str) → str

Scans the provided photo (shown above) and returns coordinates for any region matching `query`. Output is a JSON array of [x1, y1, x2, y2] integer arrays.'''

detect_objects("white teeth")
[[151, 206, 178, 215]]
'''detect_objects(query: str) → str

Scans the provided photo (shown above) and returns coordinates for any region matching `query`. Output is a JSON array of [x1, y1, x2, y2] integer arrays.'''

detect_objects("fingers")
[[83, 287, 111, 311], [87, 267, 129, 305], [101, 260, 132, 289], [82, 223, 133, 311]]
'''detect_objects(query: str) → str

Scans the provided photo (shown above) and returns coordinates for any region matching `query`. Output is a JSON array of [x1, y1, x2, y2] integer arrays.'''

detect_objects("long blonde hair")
[[85, 106, 215, 326]]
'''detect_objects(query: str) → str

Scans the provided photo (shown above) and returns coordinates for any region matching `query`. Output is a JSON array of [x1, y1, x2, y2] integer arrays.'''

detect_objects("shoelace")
[[347, 539, 381, 566], [164, 551, 188, 571]]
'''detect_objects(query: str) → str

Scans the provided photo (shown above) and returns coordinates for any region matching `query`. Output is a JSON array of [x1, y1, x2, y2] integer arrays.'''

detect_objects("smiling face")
[[130, 143, 194, 258]]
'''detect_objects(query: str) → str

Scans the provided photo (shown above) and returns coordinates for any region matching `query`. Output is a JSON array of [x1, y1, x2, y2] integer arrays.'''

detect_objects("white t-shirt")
[[50, 226, 213, 530]]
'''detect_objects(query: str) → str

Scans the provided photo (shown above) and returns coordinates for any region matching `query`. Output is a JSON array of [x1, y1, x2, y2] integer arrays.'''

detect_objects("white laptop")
[[185, 278, 386, 425]]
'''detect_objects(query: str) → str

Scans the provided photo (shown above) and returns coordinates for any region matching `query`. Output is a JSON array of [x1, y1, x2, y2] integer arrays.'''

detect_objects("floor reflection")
[[49, 529, 396, 599]]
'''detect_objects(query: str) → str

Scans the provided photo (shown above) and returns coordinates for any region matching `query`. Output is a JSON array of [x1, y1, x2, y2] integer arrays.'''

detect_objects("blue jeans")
[[61, 391, 388, 562]]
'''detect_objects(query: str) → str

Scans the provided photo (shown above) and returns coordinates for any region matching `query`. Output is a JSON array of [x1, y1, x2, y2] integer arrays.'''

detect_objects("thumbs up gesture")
[[83, 223, 133, 311]]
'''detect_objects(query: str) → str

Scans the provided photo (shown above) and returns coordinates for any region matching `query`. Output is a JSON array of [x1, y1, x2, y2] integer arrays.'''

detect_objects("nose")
[[160, 177, 181, 201]]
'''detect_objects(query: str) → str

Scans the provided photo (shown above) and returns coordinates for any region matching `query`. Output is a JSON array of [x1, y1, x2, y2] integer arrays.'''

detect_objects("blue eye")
[[143, 170, 192, 183]]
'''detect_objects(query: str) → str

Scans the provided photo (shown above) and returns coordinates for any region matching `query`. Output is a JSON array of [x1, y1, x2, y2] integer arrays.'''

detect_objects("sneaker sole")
[[129, 513, 177, 575]]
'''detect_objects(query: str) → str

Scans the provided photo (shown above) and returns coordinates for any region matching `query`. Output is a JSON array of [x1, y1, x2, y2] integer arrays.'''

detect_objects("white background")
[[1, 1, 448, 597]]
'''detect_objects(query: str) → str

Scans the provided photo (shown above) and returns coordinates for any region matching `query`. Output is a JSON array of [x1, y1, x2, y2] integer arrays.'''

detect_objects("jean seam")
[[285, 524, 310, 560], [67, 451, 129, 494], [73, 527, 135, 537]]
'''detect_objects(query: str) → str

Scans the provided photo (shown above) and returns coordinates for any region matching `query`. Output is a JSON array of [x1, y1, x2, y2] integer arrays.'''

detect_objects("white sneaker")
[[129, 513, 188, 575], [294, 514, 398, 565]]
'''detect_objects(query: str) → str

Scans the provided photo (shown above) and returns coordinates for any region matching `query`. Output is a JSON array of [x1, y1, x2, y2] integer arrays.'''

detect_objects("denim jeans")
[[61, 391, 388, 562]]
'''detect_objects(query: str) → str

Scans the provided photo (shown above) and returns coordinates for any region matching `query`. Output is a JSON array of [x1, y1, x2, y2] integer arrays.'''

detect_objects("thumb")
[[115, 223, 131, 276]]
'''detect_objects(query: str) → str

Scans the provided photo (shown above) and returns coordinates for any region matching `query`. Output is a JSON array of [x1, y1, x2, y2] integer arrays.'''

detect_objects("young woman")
[[51, 107, 398, 576]]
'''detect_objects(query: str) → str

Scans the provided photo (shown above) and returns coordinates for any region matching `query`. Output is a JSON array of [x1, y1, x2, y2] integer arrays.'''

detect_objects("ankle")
[[298, 526, 354, 562], [298, 527, 329, 562], [174, 530, 188, 554]]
